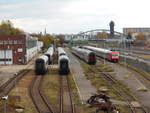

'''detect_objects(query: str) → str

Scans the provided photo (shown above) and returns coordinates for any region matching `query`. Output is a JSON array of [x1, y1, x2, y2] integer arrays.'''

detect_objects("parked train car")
[[58, 47, 70, 75], [83, 46, 119, 62], [44, 46, 54, 65], [35, 55, 48, 75], [72, 47, 96, 65], [58, 47, 67, 56]]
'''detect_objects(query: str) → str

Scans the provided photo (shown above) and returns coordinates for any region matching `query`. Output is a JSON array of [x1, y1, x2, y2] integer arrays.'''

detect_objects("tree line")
[[31, 33, 65, 49], [0, 20, 65, 49], [0, 20, 24, 35], [96, 31, 147, 41]]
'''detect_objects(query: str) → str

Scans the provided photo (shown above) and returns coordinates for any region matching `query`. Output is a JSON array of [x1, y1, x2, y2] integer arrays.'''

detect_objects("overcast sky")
[[0, 0, 150, 34]]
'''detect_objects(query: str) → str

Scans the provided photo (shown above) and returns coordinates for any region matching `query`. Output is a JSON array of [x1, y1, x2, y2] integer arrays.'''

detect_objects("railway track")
[[72, 52, 148, 112], [124, 63, 150, 82], [96, 57, 148, 113], [29, 76, 54, 113], [101, 72, 147, 113], [0, 69, 30, 97], [0, 60, 34, 97], [81, 56, 147, 113], [59, 75, 75, 113]]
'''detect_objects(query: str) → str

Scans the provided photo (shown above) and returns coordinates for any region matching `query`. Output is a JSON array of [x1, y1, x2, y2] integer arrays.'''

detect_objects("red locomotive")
[[83, 46, 119, 62]]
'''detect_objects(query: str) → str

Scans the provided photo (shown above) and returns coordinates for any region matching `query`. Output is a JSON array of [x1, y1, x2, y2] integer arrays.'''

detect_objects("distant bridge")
[[72, 29, 127, 40], [77, 29, 126, 36], [65, 29, 127, 42]]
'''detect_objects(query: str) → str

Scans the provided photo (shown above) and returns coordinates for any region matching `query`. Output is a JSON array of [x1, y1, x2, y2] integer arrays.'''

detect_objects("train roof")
[[36, 55, 48, 62], [58, 47, 66, 56], [59, 55, 69, 61], [72, 46, 94, 54], [45, 46, 54, 56], [83, 46, 112, 54]]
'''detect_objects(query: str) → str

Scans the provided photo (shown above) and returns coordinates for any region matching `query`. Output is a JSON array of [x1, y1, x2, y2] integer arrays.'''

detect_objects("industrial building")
[[0, 34, 43, 65], [123, 28, 150, 34]]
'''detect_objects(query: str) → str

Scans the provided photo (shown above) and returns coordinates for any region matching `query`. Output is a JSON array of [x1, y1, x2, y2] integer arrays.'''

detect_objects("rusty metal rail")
[[29, 76, 54, 113], [59, 76, 75, 113], [0, 59, 35, 97], [0, 69, 30, 97], [97, 58, 148, 113], [101, 72, 136, 113], [98, 66, 148, 113]]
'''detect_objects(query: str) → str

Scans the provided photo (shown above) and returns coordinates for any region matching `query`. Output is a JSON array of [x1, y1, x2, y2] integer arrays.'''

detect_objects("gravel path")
[[0, 55, 35, 87], [66, 49, 97, 104]]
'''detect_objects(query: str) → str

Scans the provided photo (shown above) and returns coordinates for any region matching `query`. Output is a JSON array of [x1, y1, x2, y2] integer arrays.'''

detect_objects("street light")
[[2, 95, 8, 113]]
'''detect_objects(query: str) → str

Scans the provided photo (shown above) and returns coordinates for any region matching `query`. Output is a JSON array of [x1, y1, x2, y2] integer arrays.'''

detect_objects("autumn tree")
[[56, 34, 65, 46], [127, 30, 135, 35], [126, 30, 134, 39], [96, 32, 108, 39], [0, 20, 24, 35], [135, 33, 146, 41], [30, 33, 55, 49], [41, 34, 54, 48]]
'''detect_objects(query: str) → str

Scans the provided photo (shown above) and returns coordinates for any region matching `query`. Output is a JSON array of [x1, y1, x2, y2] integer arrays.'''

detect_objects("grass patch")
[[43, 66, 96, 113], [137, 87, 148, 92], [97, 64, 114, 72], [52, 53, 58, 64], [42, 68, 59, 111], [124, 73, 133, 79], [117, 105, 131, 113], [7, 71, 36, 113], [68, 74, 81, 105]]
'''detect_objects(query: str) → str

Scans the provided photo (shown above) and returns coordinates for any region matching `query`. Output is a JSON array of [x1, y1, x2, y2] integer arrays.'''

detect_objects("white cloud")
[[11, 18, 48, 33], [0, 0, 150, 33]]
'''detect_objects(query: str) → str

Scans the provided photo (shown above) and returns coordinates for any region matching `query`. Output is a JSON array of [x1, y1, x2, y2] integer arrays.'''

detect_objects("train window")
[[60, 53, 66, 56], [61, 62, 68, 69], [0, 41, 3, 44], [89, 53, 95, 59], [36, 62, 43, 69]]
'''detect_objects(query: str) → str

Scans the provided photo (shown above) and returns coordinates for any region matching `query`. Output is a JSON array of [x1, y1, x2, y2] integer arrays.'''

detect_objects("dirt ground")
[[0, 54, 37, 87], [9, 71, 36, 113]]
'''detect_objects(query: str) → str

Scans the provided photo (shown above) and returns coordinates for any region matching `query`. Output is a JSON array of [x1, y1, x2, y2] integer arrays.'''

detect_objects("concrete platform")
[[0, 57, 35, 87], [66, 49, 97, 104]]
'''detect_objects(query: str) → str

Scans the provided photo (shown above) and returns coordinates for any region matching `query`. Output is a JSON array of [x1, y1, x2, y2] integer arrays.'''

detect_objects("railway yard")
[[0, 45, 150, 113]]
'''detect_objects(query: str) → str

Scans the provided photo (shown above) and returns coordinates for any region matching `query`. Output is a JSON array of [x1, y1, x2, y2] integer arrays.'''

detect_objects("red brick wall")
[[0, 35, 27, 64]]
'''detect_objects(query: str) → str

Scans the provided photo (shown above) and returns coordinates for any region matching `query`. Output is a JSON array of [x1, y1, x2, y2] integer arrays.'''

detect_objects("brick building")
[[0, 34, 41, 65]]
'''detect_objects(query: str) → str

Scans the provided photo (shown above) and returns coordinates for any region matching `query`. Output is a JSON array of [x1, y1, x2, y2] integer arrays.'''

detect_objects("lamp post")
[[2, 95, 8, 113]]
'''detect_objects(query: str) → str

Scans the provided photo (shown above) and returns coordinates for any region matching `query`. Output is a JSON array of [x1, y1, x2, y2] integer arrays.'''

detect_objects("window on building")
[[4, 41, 8, 44], [9, 40, 13, 44], [18, 40, 23, 44], [14, 40, 17, 44], [0, 59, 11, 61], [0, 41, 3, 44]]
